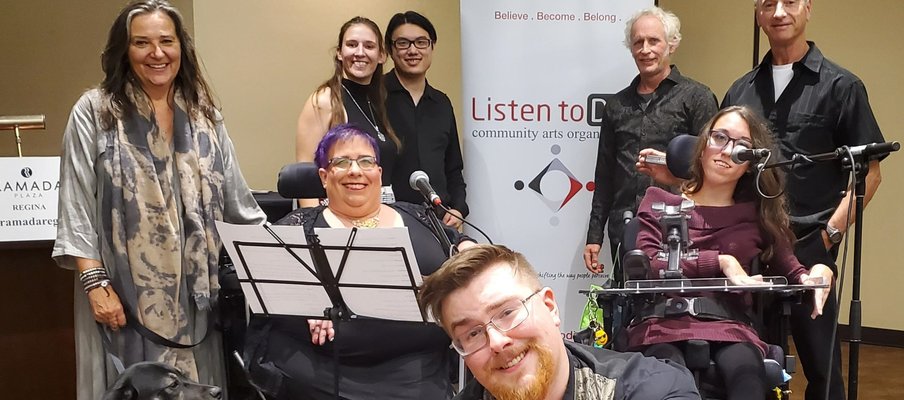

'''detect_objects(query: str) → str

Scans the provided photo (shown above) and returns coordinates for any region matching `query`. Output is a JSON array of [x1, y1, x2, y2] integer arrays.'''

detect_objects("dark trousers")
[[789, 285, 846, 400], [792, 228, 846, 400], [644, 341, 767, 400]]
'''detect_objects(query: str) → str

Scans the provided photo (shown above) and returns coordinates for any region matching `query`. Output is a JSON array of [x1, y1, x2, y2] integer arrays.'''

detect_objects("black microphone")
[[730, 145, 771, 164], [409, 170, 442, 206], [844, 141, 900, 158]]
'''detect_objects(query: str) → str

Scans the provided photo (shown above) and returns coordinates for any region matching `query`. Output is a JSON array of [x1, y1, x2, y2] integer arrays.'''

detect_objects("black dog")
[[103, 361, 222, 400]]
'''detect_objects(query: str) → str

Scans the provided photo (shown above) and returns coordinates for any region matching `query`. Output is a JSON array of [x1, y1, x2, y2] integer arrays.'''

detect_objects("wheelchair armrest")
[[764, 344, 791, 387], [763, 359, 786, 387]]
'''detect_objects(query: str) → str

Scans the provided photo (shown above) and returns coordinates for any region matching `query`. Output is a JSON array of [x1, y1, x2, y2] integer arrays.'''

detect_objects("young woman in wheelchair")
[[628, 106, 833, 400]]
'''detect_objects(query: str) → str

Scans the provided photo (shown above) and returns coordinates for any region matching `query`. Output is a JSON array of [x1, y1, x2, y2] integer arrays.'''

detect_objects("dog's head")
[[103, 362, 222, 400]]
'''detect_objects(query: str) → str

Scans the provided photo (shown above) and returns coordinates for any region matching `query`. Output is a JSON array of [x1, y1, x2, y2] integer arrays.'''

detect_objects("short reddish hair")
[[419, 244, 541, 327]]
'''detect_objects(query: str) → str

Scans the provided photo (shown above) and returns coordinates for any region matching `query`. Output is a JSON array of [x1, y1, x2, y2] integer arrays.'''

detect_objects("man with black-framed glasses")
[[420, 244, 700, 400], [384, 11, 468, 229]]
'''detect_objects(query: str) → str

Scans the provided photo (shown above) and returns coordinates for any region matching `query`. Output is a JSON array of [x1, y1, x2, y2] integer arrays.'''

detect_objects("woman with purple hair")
[[244, 124, 471, 399]]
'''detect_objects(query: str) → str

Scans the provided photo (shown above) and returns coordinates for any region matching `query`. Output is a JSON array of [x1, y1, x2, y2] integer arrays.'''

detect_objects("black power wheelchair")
[[579, 135, 827, 400]]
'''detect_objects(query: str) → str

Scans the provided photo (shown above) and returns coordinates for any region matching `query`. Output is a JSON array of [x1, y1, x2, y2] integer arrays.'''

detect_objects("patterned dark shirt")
[[454, 340, 699, 400], [588, 66, 718, 252], [722, 42, 885, 265]]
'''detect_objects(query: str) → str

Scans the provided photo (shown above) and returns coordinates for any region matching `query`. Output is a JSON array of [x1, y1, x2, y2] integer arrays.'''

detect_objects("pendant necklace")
[[342, 83, 386, 142], [350, 214, 380, 229]]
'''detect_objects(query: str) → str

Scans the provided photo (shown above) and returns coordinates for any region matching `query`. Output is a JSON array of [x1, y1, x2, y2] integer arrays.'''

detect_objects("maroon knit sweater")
[[627, 187, 807, 355]]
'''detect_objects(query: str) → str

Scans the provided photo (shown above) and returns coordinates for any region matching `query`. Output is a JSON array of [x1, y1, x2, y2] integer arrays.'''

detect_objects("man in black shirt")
[[585, 7, 717, 275], [419, 244, 700, 400], [722, 1, 884, 399], [384, 11, 468, 227]]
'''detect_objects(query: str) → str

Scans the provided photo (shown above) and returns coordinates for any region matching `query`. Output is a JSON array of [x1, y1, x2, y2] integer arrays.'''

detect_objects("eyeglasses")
[[452, 289, 542, 356], [392, 37, 432, 50], [708, 130, 753, 150], [328, 156, 378, 171]]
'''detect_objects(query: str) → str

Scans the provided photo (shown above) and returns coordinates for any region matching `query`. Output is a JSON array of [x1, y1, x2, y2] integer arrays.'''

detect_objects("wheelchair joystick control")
[[651, 200, 699, 279]]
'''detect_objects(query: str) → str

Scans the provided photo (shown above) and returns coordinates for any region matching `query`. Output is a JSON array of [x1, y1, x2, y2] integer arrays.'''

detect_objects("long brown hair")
[[313, 16, 399, 149], [100, 0, 217, 129], [681, 106, 794, 262]]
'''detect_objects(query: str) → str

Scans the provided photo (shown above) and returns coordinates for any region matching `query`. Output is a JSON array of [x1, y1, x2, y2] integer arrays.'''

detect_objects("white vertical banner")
[[461, 0, 652, 336]]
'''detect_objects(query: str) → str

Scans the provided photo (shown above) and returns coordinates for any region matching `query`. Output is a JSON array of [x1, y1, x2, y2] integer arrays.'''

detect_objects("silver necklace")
[[341, 83, 386, 142]]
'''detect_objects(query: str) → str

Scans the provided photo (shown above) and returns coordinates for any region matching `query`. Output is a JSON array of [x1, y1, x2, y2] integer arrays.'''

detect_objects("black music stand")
[[215, 222, 430, 399]]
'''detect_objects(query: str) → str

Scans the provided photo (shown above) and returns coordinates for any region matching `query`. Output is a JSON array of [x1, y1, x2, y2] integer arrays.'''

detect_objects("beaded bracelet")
[[78, 267, 107, 279], [79, 272, 107, 285], [79, 267, 110, 294], [83, 279, 111, 294]]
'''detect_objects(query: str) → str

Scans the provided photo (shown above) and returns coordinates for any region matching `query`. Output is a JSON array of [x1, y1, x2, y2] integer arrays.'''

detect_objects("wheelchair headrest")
[[666, 134, 698, 180], [277, 162, 326, 199]]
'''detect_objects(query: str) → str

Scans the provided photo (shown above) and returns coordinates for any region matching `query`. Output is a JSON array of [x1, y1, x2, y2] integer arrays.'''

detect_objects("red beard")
[[482, 341, 556, 400]]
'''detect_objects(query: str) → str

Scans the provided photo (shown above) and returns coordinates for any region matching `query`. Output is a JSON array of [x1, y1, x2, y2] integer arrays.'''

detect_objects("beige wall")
[[192, 0, 461, 190], [2, 1, 901, 330], [0, 0, 193, 156]]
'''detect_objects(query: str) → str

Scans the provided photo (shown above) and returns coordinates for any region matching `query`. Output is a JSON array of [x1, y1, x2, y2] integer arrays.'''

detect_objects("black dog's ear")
[[103, 383, 138, 400]]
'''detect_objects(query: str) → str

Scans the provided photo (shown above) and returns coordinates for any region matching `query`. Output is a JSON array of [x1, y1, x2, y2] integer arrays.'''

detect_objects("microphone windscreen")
[[666, 134, 697, 180], [409, 170, 429, 190], [730, 145, 748, 164]]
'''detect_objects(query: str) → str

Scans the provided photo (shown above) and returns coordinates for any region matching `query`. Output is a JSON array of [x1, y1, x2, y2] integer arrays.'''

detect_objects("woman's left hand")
[[308, 319, 335, 345], [800, 264, 834, 319]]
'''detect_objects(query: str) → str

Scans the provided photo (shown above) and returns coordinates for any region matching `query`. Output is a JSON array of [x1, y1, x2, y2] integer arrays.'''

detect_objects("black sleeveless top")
[[340, 78, 397, 186]]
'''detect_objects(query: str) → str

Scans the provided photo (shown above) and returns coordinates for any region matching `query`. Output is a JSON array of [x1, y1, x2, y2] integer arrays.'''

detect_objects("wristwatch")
[[825, 223, 843, 244]]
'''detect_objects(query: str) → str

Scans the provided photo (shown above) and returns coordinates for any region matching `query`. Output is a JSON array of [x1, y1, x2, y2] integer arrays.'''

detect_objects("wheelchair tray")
[[579, 276, 830, 296]]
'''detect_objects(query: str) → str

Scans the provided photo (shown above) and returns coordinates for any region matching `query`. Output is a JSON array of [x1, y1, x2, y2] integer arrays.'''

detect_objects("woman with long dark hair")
[[53, 1, 265, 398], [629, 106, 833, 400]]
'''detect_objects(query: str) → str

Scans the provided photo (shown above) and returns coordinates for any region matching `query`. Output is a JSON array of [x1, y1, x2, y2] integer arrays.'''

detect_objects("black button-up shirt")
[[587, 66, 718, 249], [385, 70, 469, 216], [722, 43, 885, 261]]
